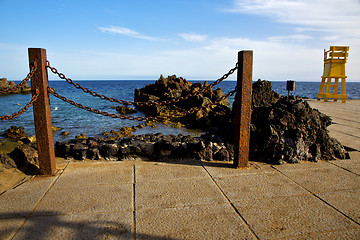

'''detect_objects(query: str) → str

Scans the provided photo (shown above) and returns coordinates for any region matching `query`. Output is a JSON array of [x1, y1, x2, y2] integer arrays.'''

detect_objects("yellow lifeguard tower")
[[317, 46, 349, 103]]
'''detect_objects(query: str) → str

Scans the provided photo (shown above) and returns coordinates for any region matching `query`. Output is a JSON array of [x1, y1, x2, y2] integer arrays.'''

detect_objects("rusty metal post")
[[28, 48, 56, 175], [233, 50, 253, 168]]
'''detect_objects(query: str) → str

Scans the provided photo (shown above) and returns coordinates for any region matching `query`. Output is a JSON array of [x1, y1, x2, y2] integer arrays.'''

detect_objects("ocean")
[[1, 80, 360, 142]]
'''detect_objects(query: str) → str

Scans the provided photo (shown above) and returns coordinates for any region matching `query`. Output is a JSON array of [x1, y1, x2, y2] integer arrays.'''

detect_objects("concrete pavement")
[[0, 99, 359, 239]]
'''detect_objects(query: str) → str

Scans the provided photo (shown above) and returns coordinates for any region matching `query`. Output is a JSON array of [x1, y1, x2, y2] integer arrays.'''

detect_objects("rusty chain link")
[[48, 87, 147, 121], [46, 60, 238, 107], [0, 65, 36, 95], [48, 86, 237, 122], [0, 89, 39, 120]]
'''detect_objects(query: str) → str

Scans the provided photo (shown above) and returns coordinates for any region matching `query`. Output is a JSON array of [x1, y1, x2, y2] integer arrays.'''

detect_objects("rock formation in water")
[[0, 78, 31, 95], [54, 78, 348, 164], [134, 75, 231, 134]]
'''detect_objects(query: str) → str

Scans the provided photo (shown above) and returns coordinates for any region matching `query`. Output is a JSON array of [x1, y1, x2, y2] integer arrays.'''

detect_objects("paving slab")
[[214, 172, 307, 202], [317, 189, 360, 223], [135, 177, 226, 210], [233, 194, 359, 239], [329, 122, 360, 134], [136, 203, 256, 240], [0, 165, 30, 195], [280, 228, 360, 239], [323, 112, 359, 123], [33, 183, 133, 216], [202, 161, 275, 178], [329, 159, 360, 175], [0, 218, 26, 240], [13, 211, 133, 240], [349, 151, 360, 161], [326, 130, 360, 150], [278, 165, 360, 193], [0, 176, 56, 219], [54, 161, 134, 187], [307, 99, 360, 110], [135, 160, 207, 182], [271, 160, 334, 172], [331, 116, 360, 127]]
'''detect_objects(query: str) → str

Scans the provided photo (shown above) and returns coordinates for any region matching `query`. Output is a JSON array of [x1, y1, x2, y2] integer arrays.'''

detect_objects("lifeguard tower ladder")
[[317, 46, 349, 103]]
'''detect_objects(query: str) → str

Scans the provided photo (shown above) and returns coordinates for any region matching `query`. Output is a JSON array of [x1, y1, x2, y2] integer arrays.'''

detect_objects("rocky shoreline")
[[0, 78, 31, 95], [54, 95, 349, 164], [55, 133, 232, 162], [0, 78, 350, 181], [54, 78, 349, 165]]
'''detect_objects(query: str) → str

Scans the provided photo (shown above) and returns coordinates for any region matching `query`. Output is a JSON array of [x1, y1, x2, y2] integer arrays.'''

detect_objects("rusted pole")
[[233, 50, 253, 168], [28, 48, 56, 175]]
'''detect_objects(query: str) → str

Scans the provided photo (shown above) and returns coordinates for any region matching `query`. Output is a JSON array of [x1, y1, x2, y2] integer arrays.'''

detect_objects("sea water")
[[1, 80, 359, 142]]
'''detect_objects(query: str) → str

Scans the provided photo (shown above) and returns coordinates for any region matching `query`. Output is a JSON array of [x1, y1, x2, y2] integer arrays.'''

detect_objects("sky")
[[0, 0, 359, 81]]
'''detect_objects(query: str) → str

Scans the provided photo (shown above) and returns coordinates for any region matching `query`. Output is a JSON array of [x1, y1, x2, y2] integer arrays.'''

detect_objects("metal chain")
[[0, 89, 40, 120], [48, 87, 148, 121], [0, 66, 36, 95], [48, 86, 237, 122], [46, 60, 238, 107]]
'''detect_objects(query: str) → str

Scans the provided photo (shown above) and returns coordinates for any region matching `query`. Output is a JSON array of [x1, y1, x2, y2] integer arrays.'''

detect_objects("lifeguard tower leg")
[[324, 78, 332, 102], [341, 77, 347, 103], [317, 77, 326, 100], [334, 78, 339, 101]]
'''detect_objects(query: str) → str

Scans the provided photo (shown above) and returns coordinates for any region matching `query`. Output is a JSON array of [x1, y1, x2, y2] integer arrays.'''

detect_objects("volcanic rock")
[[0, 78, 9, 89], [9, 143, 39, 174], [252, 79, 281, 108], [55, 133, 233, 162], [115, 106, 137, 115], [0, 153, 17, 169], [0, 78, 31, 95], [53, 79, 348, 165], [134, 75, 231, 133], [249, 84, 348, 164], [5, 126, 27, 140]]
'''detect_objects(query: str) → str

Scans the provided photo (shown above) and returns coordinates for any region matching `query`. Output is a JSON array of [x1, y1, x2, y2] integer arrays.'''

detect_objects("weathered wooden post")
[[28, 48, 56, 175], [233, 50, 253, 168]]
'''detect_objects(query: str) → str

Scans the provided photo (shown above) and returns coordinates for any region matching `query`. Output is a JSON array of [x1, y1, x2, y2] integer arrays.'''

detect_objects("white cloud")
[[2, 37, 359, 82], [98, 25, 162, 41], [267, 34, 313, 42], [219, 0, 360, 81], [45, 37, 322, 81], [232, 0, 304, 13], [178, 33, 208, 42], [229, 0, 360, 39]]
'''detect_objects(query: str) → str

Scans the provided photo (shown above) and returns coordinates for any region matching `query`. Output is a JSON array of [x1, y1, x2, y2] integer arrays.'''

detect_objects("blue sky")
[[1, 0, 359, 81]]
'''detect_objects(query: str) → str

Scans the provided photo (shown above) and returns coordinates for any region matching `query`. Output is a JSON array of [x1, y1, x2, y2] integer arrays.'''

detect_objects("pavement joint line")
[[201, 163, 260, 240], [133, 202, 237, 212], [330, 116, 360, 124], [135, 176, 209, 184], [132, 162, 136, 240], [9, 161, 70, 240], [267, 227, 360, 240], [327, 161, 360, 177], [332, 120, 360, 128], [270, 165, 360, 227], [329, 128, 360, 139], [0, 175, 35, 197]]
